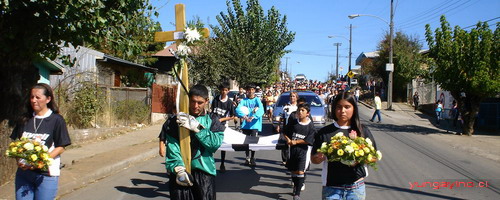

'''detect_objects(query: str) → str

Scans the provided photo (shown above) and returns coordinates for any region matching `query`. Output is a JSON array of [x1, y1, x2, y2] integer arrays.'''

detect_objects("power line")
[[414, 16, 500, 44], [399, 0, 474, 29], [288, 51, 349, 58], [463, 16, 500, 29], [443, 0, 481, 19], [398, 0, 455, 26]]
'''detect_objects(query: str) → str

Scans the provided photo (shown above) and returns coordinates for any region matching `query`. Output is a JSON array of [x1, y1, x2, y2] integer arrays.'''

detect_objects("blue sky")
[[152, 0, 499, 81]]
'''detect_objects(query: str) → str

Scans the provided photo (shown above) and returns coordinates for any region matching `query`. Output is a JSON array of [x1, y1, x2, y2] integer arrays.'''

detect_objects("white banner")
[[218, 128, 285, 151]]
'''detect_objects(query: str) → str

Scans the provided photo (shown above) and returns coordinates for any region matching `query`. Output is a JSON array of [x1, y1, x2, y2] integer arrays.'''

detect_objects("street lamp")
[[349, 0, 394, 110]]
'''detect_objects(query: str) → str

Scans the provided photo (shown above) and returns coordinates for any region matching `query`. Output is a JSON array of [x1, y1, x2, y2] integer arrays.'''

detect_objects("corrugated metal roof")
[[100, 54, 158, 73], [364, 51, 379, 58], [355, 51, 379, 65]]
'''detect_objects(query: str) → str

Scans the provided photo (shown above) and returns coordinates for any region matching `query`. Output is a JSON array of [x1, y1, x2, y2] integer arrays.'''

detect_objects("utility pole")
[[387, 0, 394, 110], [284, 57, 290, 79], [333, 43, 341, 79], [348, 24, 353, 86]]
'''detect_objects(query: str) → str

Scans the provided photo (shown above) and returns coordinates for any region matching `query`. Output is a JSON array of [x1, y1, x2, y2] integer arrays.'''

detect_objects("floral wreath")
[[171, 27, 206, 92], [175, 27, 205, 59]]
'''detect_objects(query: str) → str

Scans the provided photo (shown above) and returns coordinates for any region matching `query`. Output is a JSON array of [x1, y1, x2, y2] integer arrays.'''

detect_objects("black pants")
[[242, 129, 258, 158], [169, 169, 216, 200]]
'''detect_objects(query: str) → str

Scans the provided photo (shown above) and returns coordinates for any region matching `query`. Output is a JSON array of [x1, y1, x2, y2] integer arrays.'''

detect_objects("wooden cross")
[[154, 4, 209, 173]]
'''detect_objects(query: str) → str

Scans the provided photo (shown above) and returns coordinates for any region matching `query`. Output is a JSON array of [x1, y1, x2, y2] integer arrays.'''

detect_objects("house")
[[51, 46, 157, 87], [50, 45, 158, 127], [150, 44, 179, 123], [355, 51, 379, 67], [34, 59, 65, 84], [354, 51, 380, 89]]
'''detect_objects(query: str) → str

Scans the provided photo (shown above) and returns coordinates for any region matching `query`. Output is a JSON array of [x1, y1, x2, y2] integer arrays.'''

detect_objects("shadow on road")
[[367, 122, 451, 135], [367, 182, 467, 200], [214, 156, 299, 199], [114, 170, 170, 198]]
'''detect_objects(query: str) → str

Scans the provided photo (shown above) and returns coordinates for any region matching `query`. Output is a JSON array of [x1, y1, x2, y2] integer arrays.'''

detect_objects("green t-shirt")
[[164, 113, 225, 176]]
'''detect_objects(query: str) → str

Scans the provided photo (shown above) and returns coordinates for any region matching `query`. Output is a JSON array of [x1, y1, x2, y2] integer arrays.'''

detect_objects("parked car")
[[272, 91, 328, 125], [228, 90, 240, 102], [350, 78, 358, 85]]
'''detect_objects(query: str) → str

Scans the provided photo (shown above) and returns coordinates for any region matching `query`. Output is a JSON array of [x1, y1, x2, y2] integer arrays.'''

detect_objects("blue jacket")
[[236, 97, 264, 131]]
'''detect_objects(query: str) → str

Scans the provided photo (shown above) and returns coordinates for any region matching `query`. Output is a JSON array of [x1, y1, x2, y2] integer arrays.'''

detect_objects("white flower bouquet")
[[318, 130, 382, 170]]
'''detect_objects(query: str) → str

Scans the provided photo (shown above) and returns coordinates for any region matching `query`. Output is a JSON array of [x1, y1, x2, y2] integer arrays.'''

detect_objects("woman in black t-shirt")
[[10, 83, 71, 200], [311, 91, 377, 200]]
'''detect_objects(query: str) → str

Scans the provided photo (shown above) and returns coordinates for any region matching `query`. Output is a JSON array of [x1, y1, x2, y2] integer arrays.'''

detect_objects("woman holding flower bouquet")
[[311, 91, 380, 200], [9, 83, 71, 200]]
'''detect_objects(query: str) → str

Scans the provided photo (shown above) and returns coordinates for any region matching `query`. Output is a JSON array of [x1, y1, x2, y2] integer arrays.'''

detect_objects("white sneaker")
[[249, 158, 256, 166], [301, 184, 305, 191]]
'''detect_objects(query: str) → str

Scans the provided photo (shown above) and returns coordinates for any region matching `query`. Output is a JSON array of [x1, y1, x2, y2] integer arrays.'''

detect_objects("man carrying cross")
[[154, 4, 216, 199], [162, 84, 225, 200]]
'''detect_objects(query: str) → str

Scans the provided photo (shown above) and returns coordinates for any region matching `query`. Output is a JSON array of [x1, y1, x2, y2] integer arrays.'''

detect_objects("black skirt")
[[169, 169, 216, 200]]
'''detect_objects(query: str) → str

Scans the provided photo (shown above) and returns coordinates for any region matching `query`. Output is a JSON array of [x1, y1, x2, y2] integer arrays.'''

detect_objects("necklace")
[[33, 117, 44, 133]]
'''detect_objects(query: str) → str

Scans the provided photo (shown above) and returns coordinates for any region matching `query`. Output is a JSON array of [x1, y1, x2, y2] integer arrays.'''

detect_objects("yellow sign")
[[347, 71, 355, 78]]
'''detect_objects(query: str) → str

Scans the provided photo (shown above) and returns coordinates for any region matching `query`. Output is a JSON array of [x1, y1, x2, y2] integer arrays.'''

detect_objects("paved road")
[[61, 106, 500, 200]]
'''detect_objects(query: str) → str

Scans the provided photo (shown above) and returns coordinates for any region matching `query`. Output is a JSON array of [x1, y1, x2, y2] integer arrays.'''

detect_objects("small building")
[[50, 45, 158, 127], [35, 59, 65, 84], [355, 51, 379, 67], [150, 44, 179, 123]]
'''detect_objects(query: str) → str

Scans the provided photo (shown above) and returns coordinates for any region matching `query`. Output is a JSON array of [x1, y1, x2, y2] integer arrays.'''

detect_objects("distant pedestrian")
[[10, 83, 72, 200], [370, 92, 382, 123], [283, 103, 316, 200], [265, 90, 276, 121], [163, 84, 225, 200], [236, 84, 264, 167], [311, 91, 378, 200], [211, 82, 236, 173], [232, 87, 247, 129], [448, 100, 461, 135], [254, 86, 263, 99], [435, 100, 443, 125], [450, 100, 459, 128], [413, 92, 419, 111], [354, 87, 360, 102]]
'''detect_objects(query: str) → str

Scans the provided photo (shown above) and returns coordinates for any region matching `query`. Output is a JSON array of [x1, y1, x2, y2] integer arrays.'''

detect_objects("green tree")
[[425, 15, 499, 136], [369, 31, 425, 101], [0, 0, 160, 183], [195, 0, 295, 87], [0, 0, 160, 120]]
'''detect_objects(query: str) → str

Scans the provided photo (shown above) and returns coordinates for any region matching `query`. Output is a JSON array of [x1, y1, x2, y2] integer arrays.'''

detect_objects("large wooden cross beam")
[[154, 4, 209, 173]]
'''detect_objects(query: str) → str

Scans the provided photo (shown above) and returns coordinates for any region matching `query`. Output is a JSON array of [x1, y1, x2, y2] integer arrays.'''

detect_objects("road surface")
[[61, 105, 500, 200]]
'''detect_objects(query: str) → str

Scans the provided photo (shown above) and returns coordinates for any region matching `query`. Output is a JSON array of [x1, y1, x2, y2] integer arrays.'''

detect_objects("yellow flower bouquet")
[[318, 131, 382, 170], [5, 137, 53, 171]]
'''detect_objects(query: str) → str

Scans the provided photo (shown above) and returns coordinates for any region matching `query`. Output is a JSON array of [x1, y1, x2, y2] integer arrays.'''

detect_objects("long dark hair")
[[330, 91, 364, 137]]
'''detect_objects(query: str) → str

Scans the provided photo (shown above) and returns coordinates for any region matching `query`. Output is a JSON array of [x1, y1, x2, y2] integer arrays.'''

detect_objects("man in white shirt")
[[370, 92, 382, 123]]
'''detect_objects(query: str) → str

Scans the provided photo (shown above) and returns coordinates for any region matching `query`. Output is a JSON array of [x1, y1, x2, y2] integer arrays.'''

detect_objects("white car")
[[295, 74, 307, 82], [350, 78, 358, 85]]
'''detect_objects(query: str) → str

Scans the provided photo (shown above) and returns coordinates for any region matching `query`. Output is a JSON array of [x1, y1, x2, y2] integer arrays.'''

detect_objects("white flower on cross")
[[184, 27, 202, 44], [176, 43, 191, 57]]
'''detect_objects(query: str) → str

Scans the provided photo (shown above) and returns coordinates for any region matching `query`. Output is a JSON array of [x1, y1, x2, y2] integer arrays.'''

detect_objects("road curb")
[[358, 100, 373, 109]]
